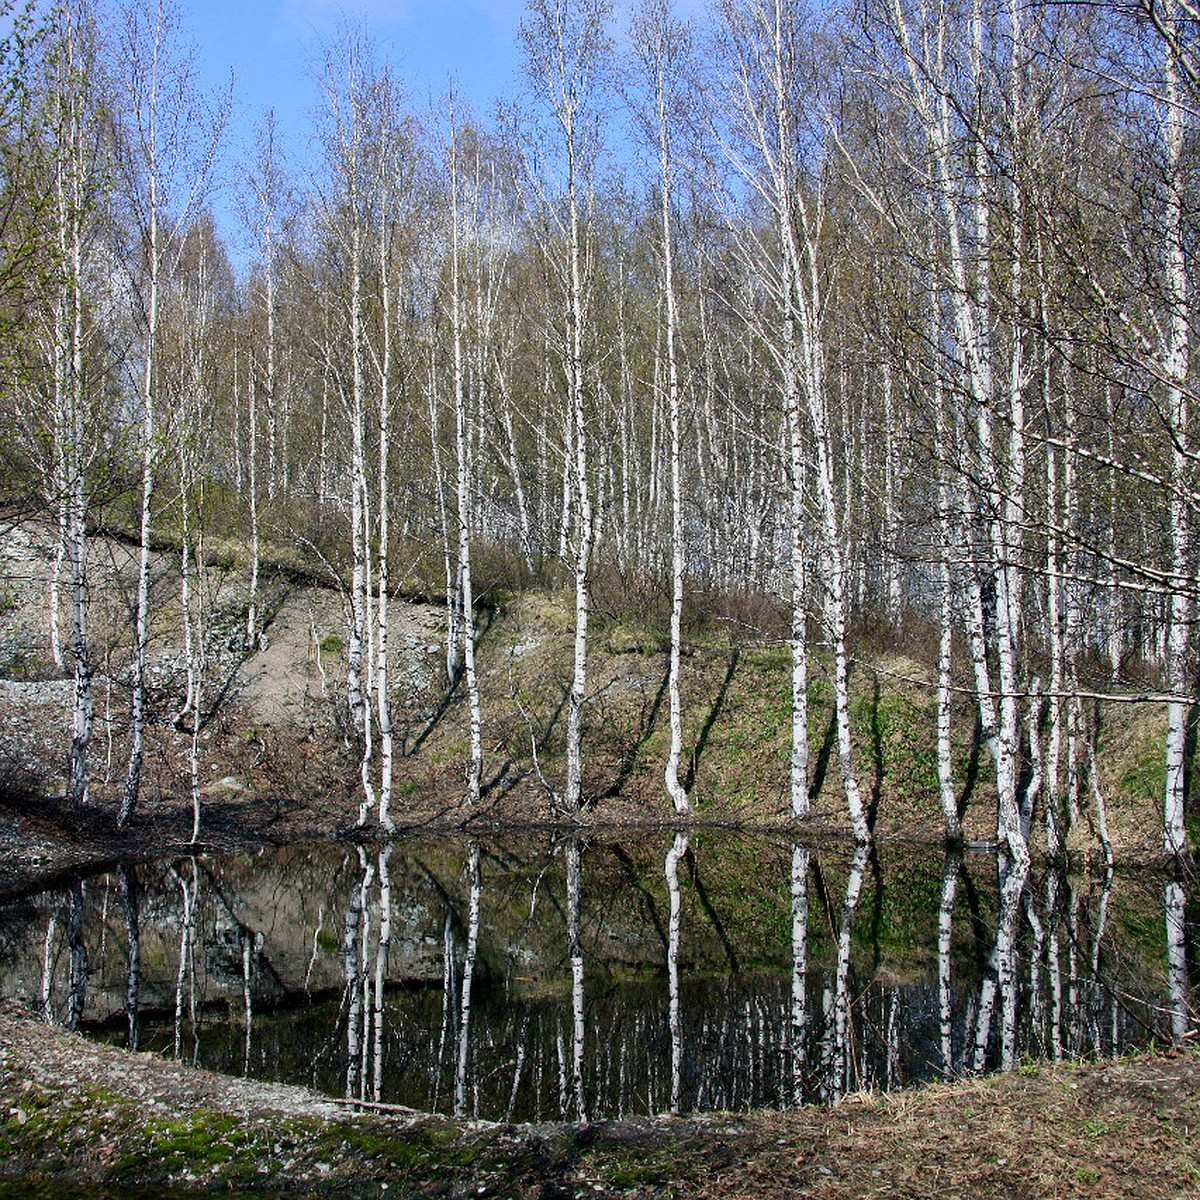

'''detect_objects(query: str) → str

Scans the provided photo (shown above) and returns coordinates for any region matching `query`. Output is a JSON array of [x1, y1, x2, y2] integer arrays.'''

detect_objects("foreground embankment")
[[1, 1001, 1197, 1199]]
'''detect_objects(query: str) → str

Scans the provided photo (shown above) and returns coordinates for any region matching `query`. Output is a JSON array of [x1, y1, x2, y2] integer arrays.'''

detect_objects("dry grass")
[[670, 1058, 1200, 1199]]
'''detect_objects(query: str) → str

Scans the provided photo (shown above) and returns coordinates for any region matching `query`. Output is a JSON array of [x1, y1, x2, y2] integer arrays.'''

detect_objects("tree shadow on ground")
[[810, 703, 838, 800], [866, 674, 885, 832], [592, 666, 669, 804], [405, 606, 501, 758], [405, 676, 461, 758], [958, 714, 983, 830], [683, 647, 739, 795]]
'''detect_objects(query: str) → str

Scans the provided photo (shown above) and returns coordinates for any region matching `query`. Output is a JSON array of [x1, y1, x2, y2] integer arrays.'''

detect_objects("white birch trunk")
[[638, 1, 691, 816], [245, 114, 282, 651], [51, 19, 94, 810], [562, 163, 593, 815], [1045, 428, 1066, 858], [449, 121, 484, 805], [1162, 2, 1192, 859], [118, 1, 222, 827], [49, 470, 65, 670], [179, 504, 203, 843], [428, 353, 460, 686], [121, 192, 157, 829], [883, 0, 1027, 863], [519, 0, 608, 813], [934, 363, 960, 839], [1165, 878, 1189, 1040], [245, 363, 260, 649], [348, 216, 373, 827], [881, 362, 902, 616], [376, 213, 394, 832]]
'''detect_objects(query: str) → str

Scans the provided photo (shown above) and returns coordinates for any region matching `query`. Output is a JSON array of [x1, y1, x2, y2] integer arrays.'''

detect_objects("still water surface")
[[0, 835, 1193, 1122]]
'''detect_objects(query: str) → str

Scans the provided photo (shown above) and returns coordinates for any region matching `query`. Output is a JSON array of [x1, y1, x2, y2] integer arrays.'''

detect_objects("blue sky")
[[173, 0, 711, 266], [181, 0, 529, 136], [177, 0, 529, 259]]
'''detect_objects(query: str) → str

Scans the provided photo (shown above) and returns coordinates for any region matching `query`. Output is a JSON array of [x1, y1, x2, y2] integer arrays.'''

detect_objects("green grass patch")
[[319, 632, 345, 656]]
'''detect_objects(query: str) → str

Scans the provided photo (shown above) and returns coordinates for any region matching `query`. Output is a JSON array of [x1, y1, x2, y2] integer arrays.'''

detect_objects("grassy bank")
[[0, 517, 1184, 861]]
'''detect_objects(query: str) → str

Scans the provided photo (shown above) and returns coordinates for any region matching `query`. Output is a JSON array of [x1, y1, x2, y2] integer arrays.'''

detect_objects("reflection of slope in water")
[[1, 835, 1193, 1123]]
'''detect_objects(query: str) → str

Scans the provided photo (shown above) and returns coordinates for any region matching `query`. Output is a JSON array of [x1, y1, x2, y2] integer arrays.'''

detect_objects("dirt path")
[[1, 1001, 1197, 1199]]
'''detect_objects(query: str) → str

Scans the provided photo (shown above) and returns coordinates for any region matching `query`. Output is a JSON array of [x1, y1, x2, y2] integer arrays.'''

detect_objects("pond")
[[0, 834, 1194, 1123]]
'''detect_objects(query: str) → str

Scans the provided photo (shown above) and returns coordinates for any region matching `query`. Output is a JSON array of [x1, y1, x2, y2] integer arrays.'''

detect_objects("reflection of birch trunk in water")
[[305, 903, 327, 994], [343, 846, 371, 1100], [1089, 867, 1114, 1054], [830, 846, 868, 1099], [171, 861, 199, 1062], [67, 880, 87, 1031], [40, 906, 60, 1023], [665, 832, 689, 1115], [616, 1015, 628, 1112], [938, 852, 960, 1075], [171, 872, 186, 1054], [998, 866, 1027, 1070], [433, 908, 456, 1112], [505, 1013, 530, 1123], [119, 865, 141, 1050], [556, 1030, 568, 1119], [1166, 879, 1190, 1041], [972, 857, 1029, 1072], [1045, 873, 1064, 1061], [790, 843, 810, 1105], [885, 989, 901, 1090], [1024, 885, 1046, 1056], [241, 929, 253, 1075], [565, 839, 587, 1123], [455, 843, 482, 1118], [358, 859, 374, 1103], [1067, 885, 1082, 1055], [373, 845, 392, 1102]]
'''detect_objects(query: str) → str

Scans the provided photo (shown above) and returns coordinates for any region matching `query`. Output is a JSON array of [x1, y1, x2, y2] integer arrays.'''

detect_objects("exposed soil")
[[2, 999, 1197, 1199]]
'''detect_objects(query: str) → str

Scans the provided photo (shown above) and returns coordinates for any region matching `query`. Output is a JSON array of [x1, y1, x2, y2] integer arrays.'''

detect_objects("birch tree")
[[115, 0, 223, 827], [863, 0, 1030, 863], [1031, 1, 1200, 856], [629, 0, 693, 816], [240, 111, 290, 653], [715, 0, 869, 840], [443, 109, 514, 804], [167, 215, 229, 842], [41, 0, 109, 809], [518, 0, 612, 814], [313, 32, 413, 828], [367, 66, 412, 833], [317, 37, 374, 824], [1155, 0, 1195, 859]]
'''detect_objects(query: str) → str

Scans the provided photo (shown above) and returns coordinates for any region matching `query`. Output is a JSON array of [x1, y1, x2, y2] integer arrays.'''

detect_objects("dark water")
[[1, 834, 1194, 1122]]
